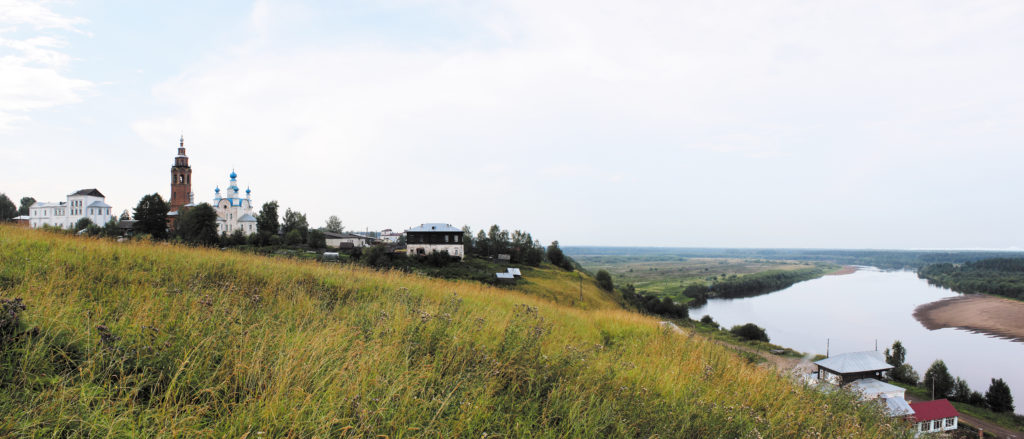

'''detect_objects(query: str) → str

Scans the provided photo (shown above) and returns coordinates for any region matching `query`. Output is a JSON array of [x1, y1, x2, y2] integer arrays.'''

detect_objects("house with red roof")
[[909, 399, 959, 435]]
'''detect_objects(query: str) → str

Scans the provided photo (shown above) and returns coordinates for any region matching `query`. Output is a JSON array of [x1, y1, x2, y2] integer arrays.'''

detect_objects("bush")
[[284, 229, 303, 246], [361, 245, 392, 268], [890, 364, 919, 386], [595, 270, 614, 292], [729, 323, 769, 342], [74, 217, 94, 232], [700, 315, 719, 329], [308, 229, 326, 249]]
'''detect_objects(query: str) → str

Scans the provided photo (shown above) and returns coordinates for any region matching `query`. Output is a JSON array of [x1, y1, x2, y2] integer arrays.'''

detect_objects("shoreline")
[[914, 294, 1024, 343], [827, 265, 858, 276]]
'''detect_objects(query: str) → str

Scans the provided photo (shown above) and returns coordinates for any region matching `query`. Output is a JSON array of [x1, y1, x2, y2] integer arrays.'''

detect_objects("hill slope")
[[0, 227, 910, 437]]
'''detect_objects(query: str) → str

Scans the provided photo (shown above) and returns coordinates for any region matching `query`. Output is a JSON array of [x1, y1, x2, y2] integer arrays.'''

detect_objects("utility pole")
[[826, 338, 830, 358], [578, 272, 583, 302]]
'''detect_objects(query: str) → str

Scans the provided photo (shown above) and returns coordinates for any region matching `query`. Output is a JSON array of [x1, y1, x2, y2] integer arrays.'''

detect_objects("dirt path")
[[915, 294, 1024, 343]]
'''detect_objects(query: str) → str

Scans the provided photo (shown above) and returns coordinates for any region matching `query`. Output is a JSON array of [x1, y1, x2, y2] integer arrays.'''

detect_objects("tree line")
[[884, 340, 1014, 413], [918, 258, 1024, 301], [0, 193, 36, 221]]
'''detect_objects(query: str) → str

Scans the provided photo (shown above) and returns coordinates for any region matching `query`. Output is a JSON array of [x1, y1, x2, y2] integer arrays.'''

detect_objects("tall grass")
[[0, 226, 912, 438]]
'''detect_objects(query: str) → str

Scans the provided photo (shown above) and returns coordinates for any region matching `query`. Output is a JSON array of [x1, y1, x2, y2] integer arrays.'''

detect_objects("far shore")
[[827, 265, 858, 276], [914, 294, 1024, 343]]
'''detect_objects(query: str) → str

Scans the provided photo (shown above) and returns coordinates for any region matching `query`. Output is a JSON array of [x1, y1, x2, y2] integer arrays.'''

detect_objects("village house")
[[324, 231, 377, 248], [909, 399, 959, 436], [380, 228, 403, 243], [29, 189, 114, 230], [814, 351, 914, 418], [405, 223, 464, 260]]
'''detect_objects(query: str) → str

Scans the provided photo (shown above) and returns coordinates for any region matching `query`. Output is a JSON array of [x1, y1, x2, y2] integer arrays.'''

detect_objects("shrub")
[[595, 270, 614, 292], [729, 323, 769, 342], [986, 378, 1015, 413], [700, 315, 719, 329]]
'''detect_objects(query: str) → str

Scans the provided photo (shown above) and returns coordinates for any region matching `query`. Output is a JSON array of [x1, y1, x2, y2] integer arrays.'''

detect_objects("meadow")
[[0, 226, 911, 437]]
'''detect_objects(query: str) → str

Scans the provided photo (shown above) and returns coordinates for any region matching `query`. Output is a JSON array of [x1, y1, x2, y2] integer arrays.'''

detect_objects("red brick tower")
[[169, 135, 192, 214]]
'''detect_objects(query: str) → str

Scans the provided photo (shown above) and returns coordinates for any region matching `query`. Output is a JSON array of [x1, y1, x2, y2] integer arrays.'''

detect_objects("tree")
[[986, 378, 1014, 412], [951, 377, 972, 403], [596, 269, 614, 291], [282, 208, 309, 241], [18, 197, 35, 216], [324, 215, 343, 233], [74, 217, 93, 232], [547, 241, 572, 271], [890, 364, 919, 386], [308, 229, 326, 249], [462, 225, 474, 255], [700, 315, 719, 329], [475, 230, 489, 256], [101, 217, 120, 237], [884, 340, 906, 367], [284, 229, 303, 245], [174, 203, 219, 246], [730, 323, 769, 342], [133, 193, 169, 239], [0, 194, 16, 221], [256, 201, 280, 244], [923, 360, 954, 399], [119, 210, 131, 220]]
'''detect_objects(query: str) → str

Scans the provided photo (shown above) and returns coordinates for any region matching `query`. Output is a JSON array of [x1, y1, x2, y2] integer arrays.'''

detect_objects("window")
[[455, 235, 460, 243], [932, 420, 940, 430], [945, 418, 954, 427], [445, 235, 449, 243]]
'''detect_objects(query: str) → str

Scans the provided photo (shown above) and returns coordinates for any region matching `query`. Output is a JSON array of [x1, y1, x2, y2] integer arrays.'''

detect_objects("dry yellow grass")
[[0, 226, 912, 438]]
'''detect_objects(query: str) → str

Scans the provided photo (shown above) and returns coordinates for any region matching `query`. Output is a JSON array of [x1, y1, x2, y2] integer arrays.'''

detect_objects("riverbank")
[[827, 265, 858, 276], [915, 294, 1024, 343]]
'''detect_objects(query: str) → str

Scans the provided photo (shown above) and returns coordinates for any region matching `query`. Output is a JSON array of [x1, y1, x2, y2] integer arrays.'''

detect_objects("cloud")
[[132, 0, 1024, 246], [0, 0, 92, 130]]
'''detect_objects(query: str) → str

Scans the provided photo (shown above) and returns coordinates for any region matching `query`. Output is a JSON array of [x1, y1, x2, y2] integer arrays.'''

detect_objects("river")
[[688, 267, 1024, 414]]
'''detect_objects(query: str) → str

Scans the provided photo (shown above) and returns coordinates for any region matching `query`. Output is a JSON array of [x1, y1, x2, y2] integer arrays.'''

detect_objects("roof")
[[882, 396, 915, 417], [846, 378, 905, 398], [910, 399, 958, 422], [495, 272, 515, 279], [118, 220, 136, 229], [87, 201, 111, 208], [238, 214, 257, 222], [323, 231, 374, 240], [70, 188, 105, 197], [13, 215, 30, 220], [814, 351, 892, 374], [507, 268, 522, 276], [406, 223, 461, 233]]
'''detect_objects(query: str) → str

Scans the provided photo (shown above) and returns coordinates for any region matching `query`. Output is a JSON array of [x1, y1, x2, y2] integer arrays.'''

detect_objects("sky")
[[2, 0, 1023, 249]]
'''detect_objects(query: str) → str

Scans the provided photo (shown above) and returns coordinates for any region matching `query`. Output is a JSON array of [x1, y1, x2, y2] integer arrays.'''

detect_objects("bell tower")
[[170, 135, 192, 213]]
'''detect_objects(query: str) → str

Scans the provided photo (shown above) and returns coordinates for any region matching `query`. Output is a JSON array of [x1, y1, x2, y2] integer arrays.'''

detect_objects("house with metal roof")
[[405, 223, 464, 260], [909, 399, 958, 435], [847, 378, 914, 417], [28, 188, 114, 230], [814, 351, 893, 385], [324, 231, 377, 249]]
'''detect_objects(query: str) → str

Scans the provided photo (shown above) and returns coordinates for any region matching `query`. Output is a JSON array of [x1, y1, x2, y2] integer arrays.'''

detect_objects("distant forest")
[[564, 247, 1024, 270], [918, 258, 1024, 301], [681, 267, 828, 306]]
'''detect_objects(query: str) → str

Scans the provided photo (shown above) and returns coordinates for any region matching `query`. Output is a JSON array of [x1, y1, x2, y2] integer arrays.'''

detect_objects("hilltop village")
[[16, 136, 474, 261]]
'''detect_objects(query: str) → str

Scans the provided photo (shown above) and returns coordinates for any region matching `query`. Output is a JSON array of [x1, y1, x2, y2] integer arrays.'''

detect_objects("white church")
[[213, 170, 257, 235]]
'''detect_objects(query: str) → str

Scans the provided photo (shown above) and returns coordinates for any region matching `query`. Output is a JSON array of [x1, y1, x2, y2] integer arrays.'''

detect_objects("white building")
[[324, 231, 377, 248], [909, 399, 959, 435], [380, 228, 403, 243], [405, 223, 464, 260], [28, 189, 114, 230], [213, 171, 257, 235]]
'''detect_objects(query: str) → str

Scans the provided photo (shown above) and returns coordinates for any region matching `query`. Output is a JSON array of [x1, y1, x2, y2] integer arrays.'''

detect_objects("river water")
[[688, 268, 1024, 413]]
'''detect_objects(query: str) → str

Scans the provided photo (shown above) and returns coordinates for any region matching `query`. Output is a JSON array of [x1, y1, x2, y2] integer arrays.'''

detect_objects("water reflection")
[[688, 268, 1024, 413]]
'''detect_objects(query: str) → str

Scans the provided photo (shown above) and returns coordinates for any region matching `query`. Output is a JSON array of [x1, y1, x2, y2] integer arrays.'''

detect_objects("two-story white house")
[[29, 189, 114, 230]]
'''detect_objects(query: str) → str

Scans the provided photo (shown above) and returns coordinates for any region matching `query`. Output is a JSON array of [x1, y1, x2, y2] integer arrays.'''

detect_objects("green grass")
[[0, 226, 912, 438]]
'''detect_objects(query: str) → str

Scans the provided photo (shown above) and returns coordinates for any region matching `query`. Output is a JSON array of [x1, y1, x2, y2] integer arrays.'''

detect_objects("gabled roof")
[[910, 399, 958, 422], [70, 188, 105, 197], [814, 351, 892, 374], [406, 223, 461, 233], [323, 231, 374, 240]]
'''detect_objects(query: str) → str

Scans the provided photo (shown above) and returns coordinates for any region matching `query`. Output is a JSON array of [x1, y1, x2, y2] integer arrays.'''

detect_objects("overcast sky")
[[2, 0, 1023, 248]]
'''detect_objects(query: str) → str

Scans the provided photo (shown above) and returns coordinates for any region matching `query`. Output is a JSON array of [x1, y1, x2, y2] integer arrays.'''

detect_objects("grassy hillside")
[[0, 226, 911, 437]]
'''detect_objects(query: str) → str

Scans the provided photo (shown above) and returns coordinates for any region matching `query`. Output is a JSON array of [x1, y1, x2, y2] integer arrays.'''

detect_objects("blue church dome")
[[230, 171, 237, 179], [215, 186, 220, 193], [246, 187, 251, 194]]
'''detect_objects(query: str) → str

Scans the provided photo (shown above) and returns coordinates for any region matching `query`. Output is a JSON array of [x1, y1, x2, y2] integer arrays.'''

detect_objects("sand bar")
[[914, 294, 1024, 342]]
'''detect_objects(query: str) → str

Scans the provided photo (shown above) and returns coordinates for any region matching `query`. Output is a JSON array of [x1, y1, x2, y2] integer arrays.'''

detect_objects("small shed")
[[322, 252, 340, 261], [495, 272, 515, 282], [507, 268, 522, 277]]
